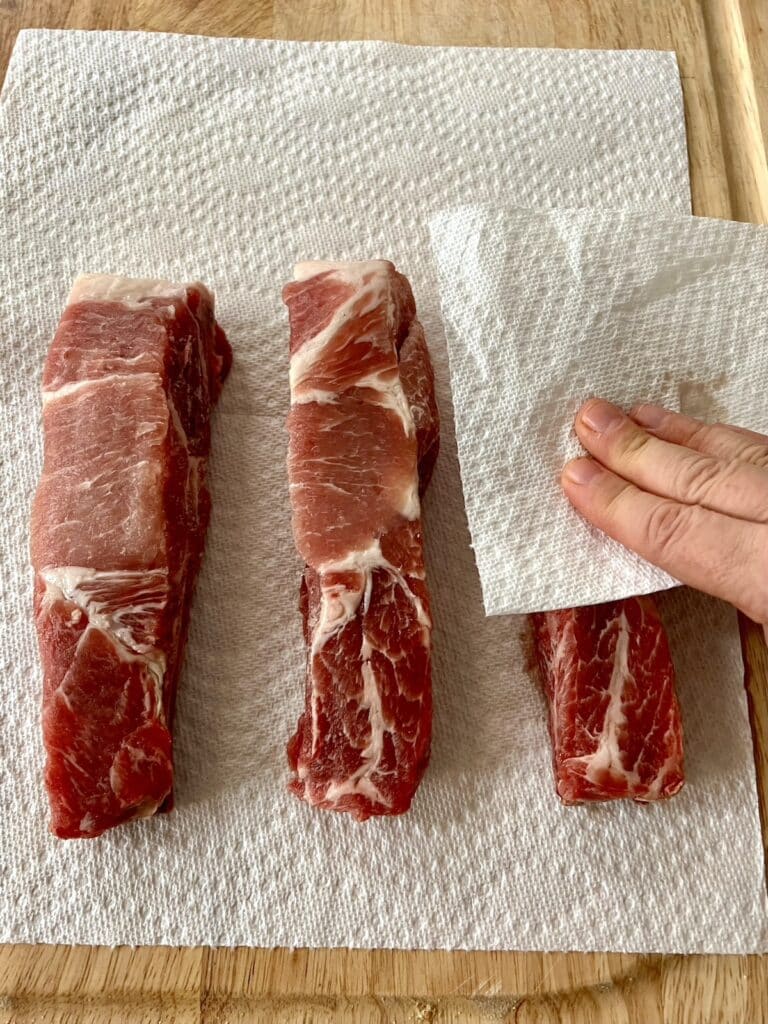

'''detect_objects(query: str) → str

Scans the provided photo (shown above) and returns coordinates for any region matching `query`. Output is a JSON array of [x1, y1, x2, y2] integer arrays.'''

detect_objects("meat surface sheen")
[[30, 274, 231, 838], [283, 260, 439, 820], [531, 596, 684, 804]]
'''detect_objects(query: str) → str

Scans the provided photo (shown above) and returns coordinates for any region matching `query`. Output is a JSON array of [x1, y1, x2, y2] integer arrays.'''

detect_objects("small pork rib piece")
[[283, 260, 438, 820], [30, 274, 231, 838], [531, 596, 684, 803]]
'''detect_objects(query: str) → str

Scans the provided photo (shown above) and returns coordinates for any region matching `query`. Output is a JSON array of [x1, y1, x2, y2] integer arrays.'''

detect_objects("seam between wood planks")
[[739, 617, 768, 881]]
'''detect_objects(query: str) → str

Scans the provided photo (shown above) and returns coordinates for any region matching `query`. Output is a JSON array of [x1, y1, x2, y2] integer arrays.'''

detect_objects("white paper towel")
[[429, 206, 768, 615], [0, 29, 765, 953]]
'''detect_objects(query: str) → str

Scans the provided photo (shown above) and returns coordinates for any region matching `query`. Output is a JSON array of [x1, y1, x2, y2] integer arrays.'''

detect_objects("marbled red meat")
[[399, 320, 440, 492], [531, 596, 684, 803], [30, 275, 231, 838], [283, 260, 438, 819]]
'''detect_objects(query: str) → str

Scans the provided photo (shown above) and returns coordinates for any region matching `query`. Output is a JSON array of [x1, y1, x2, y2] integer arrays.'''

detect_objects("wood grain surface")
[[1, 1, 767, 1021]]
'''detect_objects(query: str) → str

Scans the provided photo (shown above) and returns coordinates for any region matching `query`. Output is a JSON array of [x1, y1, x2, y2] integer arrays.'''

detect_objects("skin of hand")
[[562, 398, 768, 625]]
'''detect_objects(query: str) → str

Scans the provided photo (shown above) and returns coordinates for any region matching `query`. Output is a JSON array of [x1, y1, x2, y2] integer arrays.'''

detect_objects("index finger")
[[574, 400, 768, 523], [561, 457, 768, 624], [630, 404, 768, 465]]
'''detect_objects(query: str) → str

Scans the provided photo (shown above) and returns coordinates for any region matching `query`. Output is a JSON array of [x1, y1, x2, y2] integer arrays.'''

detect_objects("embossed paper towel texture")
[[429, 206, 768, 615], [1, 30, 766, 952]]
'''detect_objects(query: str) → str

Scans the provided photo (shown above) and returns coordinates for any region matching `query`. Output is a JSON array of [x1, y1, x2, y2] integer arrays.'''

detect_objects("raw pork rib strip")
[[30, 275, 231, 838], [531, 597, 684, 803], [283, 260, 438, 820]]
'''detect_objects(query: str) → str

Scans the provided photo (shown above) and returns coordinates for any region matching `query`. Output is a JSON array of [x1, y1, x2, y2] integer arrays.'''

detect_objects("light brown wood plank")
[[741, 0, 768, 155], [702, 0, 768, 221], [200, 949, 768, 1022], [0, 1, 766, 1021], [0, 944, 203, 1023], [701, 0, 768, 875]]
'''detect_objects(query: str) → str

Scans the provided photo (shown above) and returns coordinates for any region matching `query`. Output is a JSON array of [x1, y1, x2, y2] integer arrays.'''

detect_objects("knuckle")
[[615, 424, 652, 463], [644, 500, 692, 560], [602, 479, 636, 519], [737, 442, 768, 470], [674, 454, 727, 504], [683, 421, 715, 450]]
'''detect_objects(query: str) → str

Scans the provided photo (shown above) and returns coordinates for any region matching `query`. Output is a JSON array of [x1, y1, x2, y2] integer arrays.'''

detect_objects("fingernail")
[[579, 399, 625, 434], [562, 458, 603, 486], [630, 403, 667, 429]]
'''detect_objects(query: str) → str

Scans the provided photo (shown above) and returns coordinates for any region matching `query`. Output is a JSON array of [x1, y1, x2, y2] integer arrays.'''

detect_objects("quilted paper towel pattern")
[[429, 206, 768, 615]]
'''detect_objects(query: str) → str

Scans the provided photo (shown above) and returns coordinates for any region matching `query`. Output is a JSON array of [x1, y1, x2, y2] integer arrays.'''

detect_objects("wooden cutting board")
[[1, 1, 767, 1020]]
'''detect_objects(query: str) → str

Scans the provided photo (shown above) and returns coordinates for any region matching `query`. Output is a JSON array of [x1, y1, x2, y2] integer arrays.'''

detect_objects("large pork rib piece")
[[30, 275, 231, 838], [531, 597, 684, 803], [283, 260, 438, 820]]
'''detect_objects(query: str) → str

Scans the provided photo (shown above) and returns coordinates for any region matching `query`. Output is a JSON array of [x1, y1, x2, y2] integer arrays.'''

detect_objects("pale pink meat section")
[[531, 596, 685, 803], [284, 260, 438, 820], [30, 275, 231, 838], [32, 376, 168, 569]]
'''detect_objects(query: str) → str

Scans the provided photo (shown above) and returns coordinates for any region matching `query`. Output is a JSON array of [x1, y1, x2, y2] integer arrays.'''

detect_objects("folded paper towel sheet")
[[0, 30, 766, 952], [430, 205, 768, 616]]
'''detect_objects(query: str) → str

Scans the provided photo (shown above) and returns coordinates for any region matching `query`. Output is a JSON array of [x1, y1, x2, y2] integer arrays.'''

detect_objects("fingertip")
[[561, 457, 604, 488], [574, 397, 599, 432], [576, 398, 625, 435]]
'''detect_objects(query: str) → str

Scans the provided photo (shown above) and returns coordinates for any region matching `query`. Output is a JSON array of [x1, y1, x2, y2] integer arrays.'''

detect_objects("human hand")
[[562, 399, 768, 624]]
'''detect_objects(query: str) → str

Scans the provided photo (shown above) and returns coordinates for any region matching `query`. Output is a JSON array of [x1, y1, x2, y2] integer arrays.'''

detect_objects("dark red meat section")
[[284, 261, 438, 820], [531, 596, 684, 804], [30, 279, 231, 838]]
